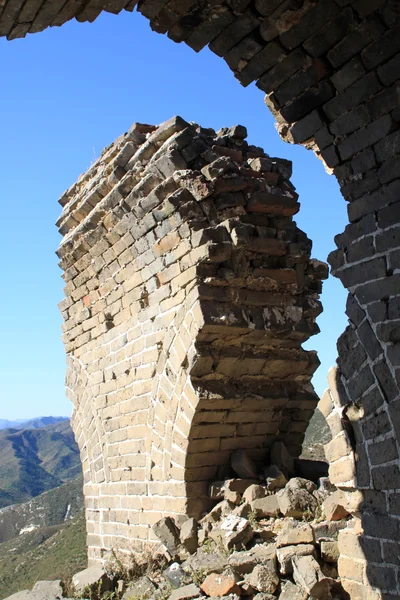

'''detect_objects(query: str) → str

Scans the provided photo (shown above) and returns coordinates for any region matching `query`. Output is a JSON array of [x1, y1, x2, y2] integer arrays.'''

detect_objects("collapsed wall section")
[[57, 116, 326, 563]]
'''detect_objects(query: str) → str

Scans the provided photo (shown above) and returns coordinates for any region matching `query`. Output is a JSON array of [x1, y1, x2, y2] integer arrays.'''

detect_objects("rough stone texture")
[[3, 0, 398, 594], [57, 117, 325, 562]]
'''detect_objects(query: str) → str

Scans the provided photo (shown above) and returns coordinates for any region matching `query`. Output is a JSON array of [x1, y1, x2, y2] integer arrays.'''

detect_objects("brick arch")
[[4, 0, 400, 594]]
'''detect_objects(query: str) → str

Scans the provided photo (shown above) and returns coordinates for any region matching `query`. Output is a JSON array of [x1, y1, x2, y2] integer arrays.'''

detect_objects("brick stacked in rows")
[[57, 116, 326, 564]]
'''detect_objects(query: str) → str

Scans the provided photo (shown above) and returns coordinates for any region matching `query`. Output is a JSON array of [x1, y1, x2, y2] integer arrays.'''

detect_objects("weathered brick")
[[280, 80, 335, 123], [375, 129, 400, 163], [369, 437, 399, 466], [256, 48, 311, 94], [348, 179, 400, 222], [303, 7, 355, 57], [279, 0, 338, 51], [327, 15, 385, 67], [324, 71, 382, 120], [338, 115, 393, 161], [377, 52, 400, 86], [361, 22, 400, 69]]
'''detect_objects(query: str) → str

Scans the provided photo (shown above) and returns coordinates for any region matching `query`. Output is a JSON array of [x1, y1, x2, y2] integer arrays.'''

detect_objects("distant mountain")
[[302, 408, 331, 461], [0, 510, 86, 600], [0, 419, 27, 430], [0, 416, 68, 431], [0, 475, 84, 543], [0, 420, 81, 508]]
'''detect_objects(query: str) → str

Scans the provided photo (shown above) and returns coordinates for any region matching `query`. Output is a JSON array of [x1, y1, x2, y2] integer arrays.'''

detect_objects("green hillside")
[[0, 475, 84, 543], [0, 420, 81, 508], [0, 511, 87, 600]]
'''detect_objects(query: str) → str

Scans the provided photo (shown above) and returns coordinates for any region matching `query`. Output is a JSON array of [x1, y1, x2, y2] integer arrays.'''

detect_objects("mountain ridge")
[[0, 419, 81, 508], [0, 416, 69, 431]]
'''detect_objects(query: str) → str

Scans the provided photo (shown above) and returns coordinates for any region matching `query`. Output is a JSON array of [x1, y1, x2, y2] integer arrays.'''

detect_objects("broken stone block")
[[244, 564, 279, 594], [322, 491, 350, 521], [226, 479, 260, 493], [242, 484, 266, 503], [318, 477, 336, 495], [277, 478, 318, 518], [225, 490, 242, 504], [31, 581, 63, 599], [312, 519, 347, 542], [209, 480, 225, 499], [153, 517, 181, 554], [164, 563, 189, 589], [209, 514, 253, 550], [277, 544, 316, 575], [200, 573, 241, 596], [278, 580, 308, 600], [202, 500, 235, 525], [168, 583, 202, 600], [263, 465, 287, 491], [201, 157, 237, 180], [232, 502, 252, 518], [182, 549, 228, 577], [252, 594, 276, 600], [228, 544, 276, 574], [231, 449, 258, 479], [180, 518, 198, 554], [250, 495, 280, 518], [123, 576, 156, 600], [270, 441, 294, 477], [292, 555, 333, 599], [276, 519, 314, 547], [320, 540, 340, 563], [72, 566, 111, 594]]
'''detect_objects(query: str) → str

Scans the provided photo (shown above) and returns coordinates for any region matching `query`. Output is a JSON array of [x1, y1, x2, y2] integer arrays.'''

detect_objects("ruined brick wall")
[[57, 116, 326, 564], [4, 0, 400, 594]]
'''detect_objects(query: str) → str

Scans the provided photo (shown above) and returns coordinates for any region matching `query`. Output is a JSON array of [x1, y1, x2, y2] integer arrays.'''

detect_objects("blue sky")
[[0, 10, 348, 419]]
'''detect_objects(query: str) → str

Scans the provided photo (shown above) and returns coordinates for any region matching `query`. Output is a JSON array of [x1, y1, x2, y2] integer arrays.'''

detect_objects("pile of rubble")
[[7, 443, 354, 600]]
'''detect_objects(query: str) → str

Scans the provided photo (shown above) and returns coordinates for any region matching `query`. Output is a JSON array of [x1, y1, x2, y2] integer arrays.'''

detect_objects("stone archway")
[[2, 0, 400, 596]]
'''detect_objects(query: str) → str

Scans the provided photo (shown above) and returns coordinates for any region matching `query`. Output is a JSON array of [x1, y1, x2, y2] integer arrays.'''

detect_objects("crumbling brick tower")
[[57, 116, 327, 563]]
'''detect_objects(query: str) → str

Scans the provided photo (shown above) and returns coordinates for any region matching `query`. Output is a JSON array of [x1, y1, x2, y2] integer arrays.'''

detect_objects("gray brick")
[[330, 56, 366, 93], [338, 257, 386, 288], [302, 7, 355, 57], [346, 293, 366, 326], [290, 110, 324, 144], [376, 227, 400, 254], [281, 80, 335, 123], [369, 85, 400, 120], [383, 541, 400, 566], [346, 236, 374, 263], [279, 0, 338, 51], [375, 130, 400, 163], [358, 319, 383, 361], [363, 513, 400, 541], [367, 564, 398, 591], [367, 300, 388, 324], [209, 11, 261, 57], [330, 104, 370, 136], [368, 437, 399, 466], [373, 360, 399, 401], [338, 115, 393, 161], [256, 48, 311, 94], [347, 364, 375, 399], [361, 22, 400, 70], [324, 71, 382, 121], [327, 15, 385, 68], [363, 387, 385, 416], [377, 52, 400, 86], [348, 179, 400, 222], [378, 199, 400, 229]]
